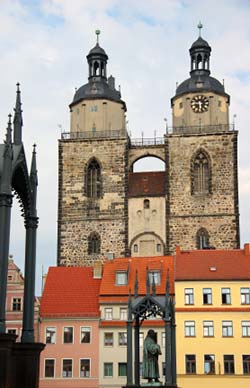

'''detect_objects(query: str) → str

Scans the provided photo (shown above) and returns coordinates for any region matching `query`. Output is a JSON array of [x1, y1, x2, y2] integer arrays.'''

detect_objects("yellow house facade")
[[175, 245, 250, 388]]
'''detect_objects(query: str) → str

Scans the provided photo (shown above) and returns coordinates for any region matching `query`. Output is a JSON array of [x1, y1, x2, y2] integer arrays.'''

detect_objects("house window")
[[46, 327, 56, 344], [222, 321, 233, 337], [62, 359, 72, 378], [88, 232, 100, 255], [162, 362, 166, 376], [104, 332, 113, 346], [63, 327, 73, 344], [243, 355, 250, 374], [242, 321, 250, 337], [156, 243, 161, 252], [196, 228, 209, 249], [192, 150, 210, 194], [203, 288, 212, 304], [221, 288, 231, 304], [186, 355, 196, 374], [140, 332, 144, 347], [86, 159, 101, 198], [12, 298, 21, 311], [204, 354, 215, 374], [241, 288, 250, 304], [118, 363, 127, 377], [203, 321, 214, 337], [185, 321, 195, 337], [104, 307, 113, 320], [118, 332, 127, 346], [224, 355, 235, 374], [120, 308, 127, 320], [116, 271, 128, 285], [80, 327, 91, 343], [184, 288, 194, 305], [45, 359, 55, 378], [7, 329, 17, 335], [104, 362, 113, 377], [144, 199, 150, 209], [134, 244, 138, 253], [149, 270, 161, 285], [80, 359, 90, 378], [161, 332, 165, 347]]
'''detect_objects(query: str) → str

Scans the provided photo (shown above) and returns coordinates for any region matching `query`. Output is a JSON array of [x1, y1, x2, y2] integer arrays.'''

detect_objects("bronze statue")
[[142, 329, 162, 383]]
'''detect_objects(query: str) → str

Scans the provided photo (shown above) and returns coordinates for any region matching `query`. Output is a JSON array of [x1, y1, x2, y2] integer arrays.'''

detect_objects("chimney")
[[244, 243, 250, 256], [93, 261, 103, 279]]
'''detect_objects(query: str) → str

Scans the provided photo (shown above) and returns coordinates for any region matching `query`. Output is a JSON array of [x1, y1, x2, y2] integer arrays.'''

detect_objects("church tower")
[[167, 24, 240, 251], [58, 31, 129, 266]]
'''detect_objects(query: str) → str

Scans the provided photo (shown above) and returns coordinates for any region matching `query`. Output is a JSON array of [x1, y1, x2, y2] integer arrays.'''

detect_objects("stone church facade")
[[57, 31, 239, 266]]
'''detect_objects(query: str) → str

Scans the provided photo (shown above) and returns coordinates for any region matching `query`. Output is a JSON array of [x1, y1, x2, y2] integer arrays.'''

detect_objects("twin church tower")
[[57, 28, 240, 266]]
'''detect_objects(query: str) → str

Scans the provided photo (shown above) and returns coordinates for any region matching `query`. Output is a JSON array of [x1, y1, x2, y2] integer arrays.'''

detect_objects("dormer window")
[[149, 270, 161, 285], [116, 271, 128, 285]]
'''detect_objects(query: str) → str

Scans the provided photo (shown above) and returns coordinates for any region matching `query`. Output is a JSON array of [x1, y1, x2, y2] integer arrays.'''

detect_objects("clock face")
[[191, 95, 209, 113]]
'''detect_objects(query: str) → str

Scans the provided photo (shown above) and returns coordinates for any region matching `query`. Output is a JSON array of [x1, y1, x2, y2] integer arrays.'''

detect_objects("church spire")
[[86, 30, 108, 81], [0, 115, 13, 195], [189, 23, 211, 76], [29, 144, 38, 214], [13, 83, 23, 145]]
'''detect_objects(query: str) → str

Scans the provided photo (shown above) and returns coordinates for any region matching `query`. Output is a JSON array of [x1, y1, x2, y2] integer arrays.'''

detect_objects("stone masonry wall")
[[58, 136, 128, 266], [167, 131, 239, 252]]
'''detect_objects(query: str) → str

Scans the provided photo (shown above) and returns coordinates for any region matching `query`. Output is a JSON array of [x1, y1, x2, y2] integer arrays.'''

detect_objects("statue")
[[142, 329, 162, 383]]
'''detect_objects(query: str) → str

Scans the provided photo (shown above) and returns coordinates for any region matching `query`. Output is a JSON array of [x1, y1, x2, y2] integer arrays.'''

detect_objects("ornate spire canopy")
[[189, 22, 211, 76], [87, 30, 108, 81]]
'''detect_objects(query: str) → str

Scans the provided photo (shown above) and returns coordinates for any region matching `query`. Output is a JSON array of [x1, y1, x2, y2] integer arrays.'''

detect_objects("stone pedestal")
[[0, 333, 17, 388], [11, 342, 45, 388]]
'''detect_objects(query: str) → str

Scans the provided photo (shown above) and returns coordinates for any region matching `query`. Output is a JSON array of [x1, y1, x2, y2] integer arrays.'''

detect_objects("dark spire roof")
[[70, 31, 126, 110], [13, 83, 23, 145], [173, 25, 229, 101]]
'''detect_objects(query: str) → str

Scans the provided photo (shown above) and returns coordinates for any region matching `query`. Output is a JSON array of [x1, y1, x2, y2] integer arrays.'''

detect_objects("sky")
[[0, 0, 249, 295]]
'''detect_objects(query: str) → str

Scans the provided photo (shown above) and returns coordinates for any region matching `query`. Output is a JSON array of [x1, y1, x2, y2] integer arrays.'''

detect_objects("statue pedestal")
[[11, 342, 45, 388], [0, 333, 17, 388]]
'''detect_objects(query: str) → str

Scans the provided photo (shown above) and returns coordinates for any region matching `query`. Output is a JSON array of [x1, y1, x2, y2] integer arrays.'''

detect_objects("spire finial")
[[197, 21, 203, 37], [6, 114, 12, 144], [95, 29, 101, 44], [13, 82, 23, 145]]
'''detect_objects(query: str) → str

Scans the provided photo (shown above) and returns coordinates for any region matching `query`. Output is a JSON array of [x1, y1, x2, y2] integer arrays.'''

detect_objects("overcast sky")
[[0, 0, 249, 295]]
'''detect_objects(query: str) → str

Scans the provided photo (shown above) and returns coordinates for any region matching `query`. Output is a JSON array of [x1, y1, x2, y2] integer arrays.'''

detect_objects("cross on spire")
[[95, 29, 101, 44], [197, 21, 203, 37]]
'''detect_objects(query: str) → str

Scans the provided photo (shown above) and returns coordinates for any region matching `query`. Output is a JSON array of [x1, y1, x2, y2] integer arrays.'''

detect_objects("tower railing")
[[61, 129, 128, 140], [168, 123, 235, 135]]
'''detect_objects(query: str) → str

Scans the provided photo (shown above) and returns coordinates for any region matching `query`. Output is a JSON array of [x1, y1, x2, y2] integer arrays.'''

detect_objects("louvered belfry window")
[[193, 151, 209, 194], [86, 159, 101, 198]]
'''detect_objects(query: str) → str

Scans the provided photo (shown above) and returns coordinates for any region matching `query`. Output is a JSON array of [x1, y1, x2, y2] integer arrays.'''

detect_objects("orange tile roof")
[[176, 246, 250, 280], [40, 267, 101, 317], [128, 171, 165, 197], [100, 256, 174, 297]]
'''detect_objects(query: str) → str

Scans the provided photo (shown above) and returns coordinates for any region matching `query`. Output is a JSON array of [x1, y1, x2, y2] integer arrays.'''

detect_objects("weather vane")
[[197, 21, 203, 37], [95, 29, 101, 44]]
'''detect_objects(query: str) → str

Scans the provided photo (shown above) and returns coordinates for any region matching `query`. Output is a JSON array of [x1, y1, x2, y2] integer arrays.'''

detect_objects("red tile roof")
[[176, 246, 250, 280], [100, 256, 174, 297], [128, 171, 165, 197], [40, 267, 101, 317]]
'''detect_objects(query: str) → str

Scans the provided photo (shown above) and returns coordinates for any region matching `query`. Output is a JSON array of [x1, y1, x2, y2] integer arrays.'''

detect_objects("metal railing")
[[130, 137, 165, 146], [61, 129, 127, 140], [168, 123, 235, 135]]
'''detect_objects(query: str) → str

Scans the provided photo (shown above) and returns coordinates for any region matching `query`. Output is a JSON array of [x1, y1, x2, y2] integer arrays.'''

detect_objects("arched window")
[[192, 150, 210, 194], [144, 199, 150, 209], [86, 159, 101, 198], [196, 228, 209, 249], [88, 232, 101, 255]]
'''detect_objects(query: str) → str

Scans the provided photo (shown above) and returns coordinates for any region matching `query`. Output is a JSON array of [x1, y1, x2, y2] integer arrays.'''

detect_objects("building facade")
[[175, 244, 250, 388], [39, 267, 101, 388], [57, 30, 239, 266]]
